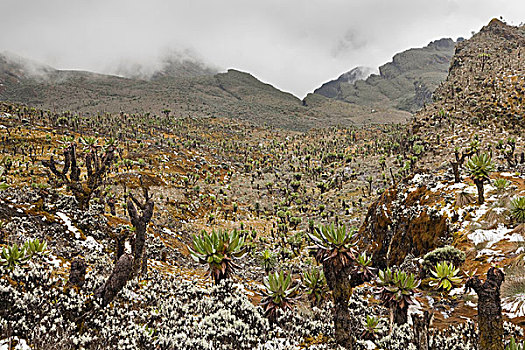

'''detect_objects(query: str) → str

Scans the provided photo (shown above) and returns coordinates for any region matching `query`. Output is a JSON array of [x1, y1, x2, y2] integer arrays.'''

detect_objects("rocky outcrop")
[[313, 38, 455, 114], [358, 173, 450, 268]]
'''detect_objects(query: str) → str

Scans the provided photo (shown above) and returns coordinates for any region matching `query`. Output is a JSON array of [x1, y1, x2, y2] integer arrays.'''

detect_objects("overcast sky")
[[1, 0, 524, 97]]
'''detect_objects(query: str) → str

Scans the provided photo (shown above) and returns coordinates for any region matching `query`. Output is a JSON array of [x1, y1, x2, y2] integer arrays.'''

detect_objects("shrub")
[[422, 245, 466, 275]]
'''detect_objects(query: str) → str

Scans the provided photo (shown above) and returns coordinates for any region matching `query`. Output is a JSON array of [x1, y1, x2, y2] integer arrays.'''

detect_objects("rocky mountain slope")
[[312, 38, 456, 113], [0, 36, 458, 131], [0, 53, 410, 131], [359, 17, 525, 329]]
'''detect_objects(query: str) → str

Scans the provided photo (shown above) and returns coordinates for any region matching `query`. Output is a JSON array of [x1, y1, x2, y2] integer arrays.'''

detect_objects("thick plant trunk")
[[474, 178, 485, 204], [94, 254, 133, 306], [413, 310, 432, 350], [466, 267, 504, 350], [451, 161, 460, 183], [323, 264, 371, 349], [324, 265, 354, 349], [393, 305, 408, 326]]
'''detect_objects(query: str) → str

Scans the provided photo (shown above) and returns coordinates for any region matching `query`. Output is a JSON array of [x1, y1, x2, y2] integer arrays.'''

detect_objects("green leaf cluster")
[[307, 223, 357, 268], [1, 244, 30, 270], [510, 196, 525, 223], [189, 229, 246, 284], [429, 261, 462, 292], [302, 267, 328, 306], [466, 153, 494, 181], [506, 337, 524, 350], [261, 271, 299, 321], [377, 268, 420, 309]]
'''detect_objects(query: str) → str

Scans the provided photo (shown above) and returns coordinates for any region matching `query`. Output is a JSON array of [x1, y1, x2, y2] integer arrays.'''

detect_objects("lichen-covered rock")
[[359, 173, 450, 268]]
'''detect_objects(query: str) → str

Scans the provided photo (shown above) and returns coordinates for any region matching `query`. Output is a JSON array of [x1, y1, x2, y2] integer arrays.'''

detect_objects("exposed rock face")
[[358, 173, 450, 268], [314, 38, 455, 113], [314, 66, 375, 98]]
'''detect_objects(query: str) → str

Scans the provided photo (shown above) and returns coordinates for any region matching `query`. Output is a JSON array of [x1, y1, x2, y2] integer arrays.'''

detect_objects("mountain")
[[312, 38, 456, 113], [0, 53, 410, 130], [360, 18, 525, 269], [314, 66, 376, 98], [428, 18, 525, 127], [0, 38, 457, 130]]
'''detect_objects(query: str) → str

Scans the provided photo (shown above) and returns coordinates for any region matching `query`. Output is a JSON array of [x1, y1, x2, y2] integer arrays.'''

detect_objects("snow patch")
[[56, 212, 81, 239], [449, 183, 468, 190], [468, 224, 523, 247]]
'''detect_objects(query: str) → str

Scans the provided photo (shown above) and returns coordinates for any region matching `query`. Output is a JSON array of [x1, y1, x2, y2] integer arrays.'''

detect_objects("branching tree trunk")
[[451, 149, 472, 183], [42, 143, 114, 210], [126, 184, 154, 277], [466, 267, 505, 350]]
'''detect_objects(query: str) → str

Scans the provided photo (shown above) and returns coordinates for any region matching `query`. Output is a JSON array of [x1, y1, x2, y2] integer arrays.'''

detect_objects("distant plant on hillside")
[[189, 229, 246, 284], [466, 152, 494, 204], [493, 178, 511, 192], [258, 249, 277, 273]]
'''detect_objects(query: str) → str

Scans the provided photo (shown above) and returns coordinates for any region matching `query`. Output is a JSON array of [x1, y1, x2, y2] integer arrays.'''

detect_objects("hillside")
[[0, 53, 411, 131], [312, 38, 456, 113], [0, 48, 422, 130]]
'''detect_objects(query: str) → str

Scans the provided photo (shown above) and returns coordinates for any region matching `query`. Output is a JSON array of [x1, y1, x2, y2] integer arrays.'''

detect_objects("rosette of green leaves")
[[261, 271, 300, 322], [1, 243, 30, 270], [510, 196, 525, 223], [24, 238, 48, 259], [306, 223, 358, 268], [189, 229, 246, 284], [302, 267, 328, 306], [377, 268, 420, 310], [429, 261, 462, 292]]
